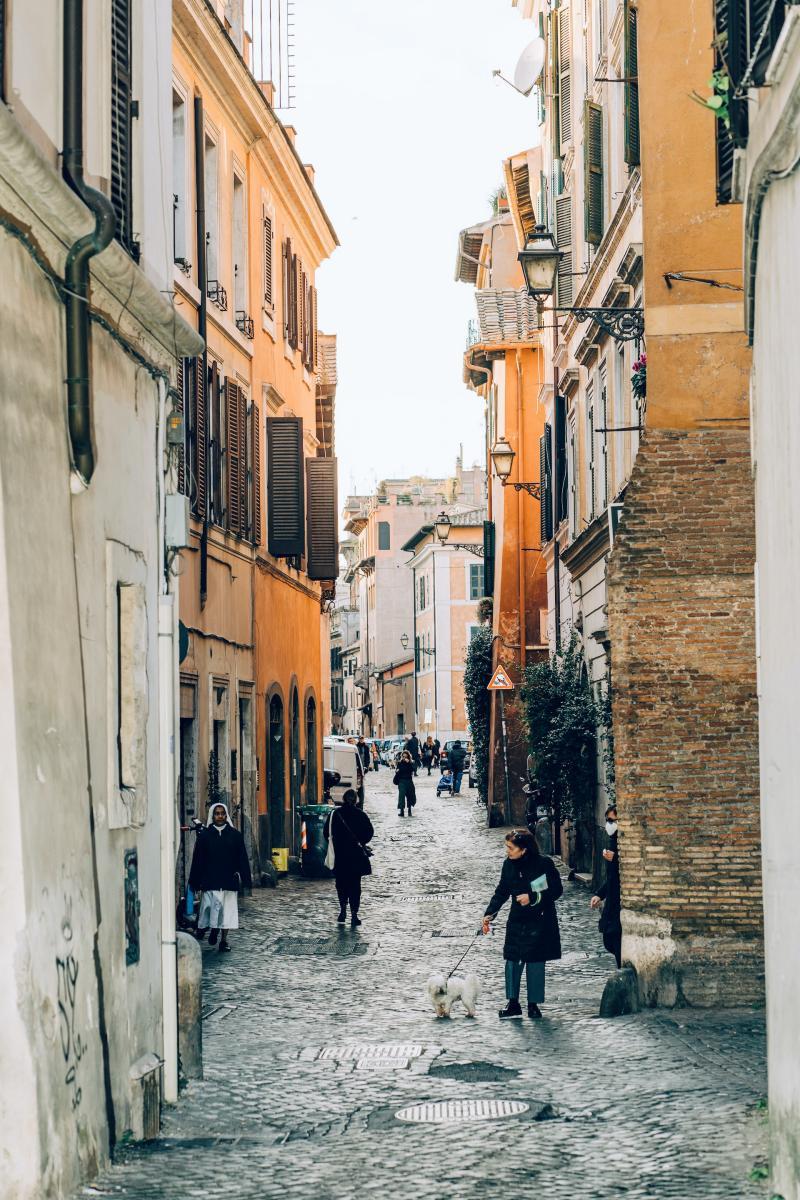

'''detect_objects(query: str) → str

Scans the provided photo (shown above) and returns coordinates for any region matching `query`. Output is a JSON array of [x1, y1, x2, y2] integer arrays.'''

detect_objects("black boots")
[[337, 910, 347, 923], [528, 1003, 542, 1019], [498, 999, 523, 1019], [351, 915, 362, 927]]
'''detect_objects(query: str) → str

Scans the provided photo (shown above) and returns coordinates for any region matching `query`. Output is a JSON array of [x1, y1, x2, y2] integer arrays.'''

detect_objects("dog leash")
[[447, 926, 490, 980]]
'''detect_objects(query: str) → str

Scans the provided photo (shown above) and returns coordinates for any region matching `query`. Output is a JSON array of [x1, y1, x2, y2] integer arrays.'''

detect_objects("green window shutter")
[[549, 8, 560, 156], [555, 194, 573, 306], [558, 5, 572, 149], [305, 457, 339, 580], [267, 416, 305, 558], [540, 425, 553, 543], [584, 99, 604, 246], [482, 521, 495, 597], [623, 0, 640, 166]]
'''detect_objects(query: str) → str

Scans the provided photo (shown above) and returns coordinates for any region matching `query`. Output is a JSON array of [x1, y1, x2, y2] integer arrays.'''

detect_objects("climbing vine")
[[464, 626, 494, 804]]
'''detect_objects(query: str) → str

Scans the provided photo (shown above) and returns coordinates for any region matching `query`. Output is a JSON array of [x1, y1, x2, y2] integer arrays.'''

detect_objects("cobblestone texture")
[[78, 772, 768, 1200]]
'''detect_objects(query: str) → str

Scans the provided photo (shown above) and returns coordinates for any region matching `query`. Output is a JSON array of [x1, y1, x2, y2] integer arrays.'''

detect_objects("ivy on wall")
[[464, 626, 494, 805]]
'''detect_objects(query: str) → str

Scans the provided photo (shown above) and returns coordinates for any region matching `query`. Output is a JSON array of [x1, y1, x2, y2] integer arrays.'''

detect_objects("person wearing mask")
[[393, 750, 417, 816], [590, 805, 622, 968], [189, 802, 252, 952], [324, 789, 374, 927], [448, 739, 467, 795], [405, 731, 421, 775], [482, 829, 563, 1019]]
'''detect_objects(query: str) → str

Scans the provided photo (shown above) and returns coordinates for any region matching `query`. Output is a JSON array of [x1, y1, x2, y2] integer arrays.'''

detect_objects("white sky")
[[289, 0, 540, 498]]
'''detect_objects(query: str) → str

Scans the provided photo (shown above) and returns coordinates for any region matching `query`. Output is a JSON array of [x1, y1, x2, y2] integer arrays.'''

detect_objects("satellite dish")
[[513, 37, 546, 96]]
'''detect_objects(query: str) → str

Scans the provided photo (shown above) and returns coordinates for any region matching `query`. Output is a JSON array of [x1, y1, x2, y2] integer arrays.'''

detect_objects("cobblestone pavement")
[[80, 772, 768, 1200]]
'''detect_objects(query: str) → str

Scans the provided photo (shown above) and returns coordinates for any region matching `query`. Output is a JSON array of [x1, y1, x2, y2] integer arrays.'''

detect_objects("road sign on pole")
[[487, 665, 514, 691]]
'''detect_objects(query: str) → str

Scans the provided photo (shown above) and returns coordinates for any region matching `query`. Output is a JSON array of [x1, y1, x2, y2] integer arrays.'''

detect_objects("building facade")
[[172, 0, 339, 873], [0, 2, 201, 1195]]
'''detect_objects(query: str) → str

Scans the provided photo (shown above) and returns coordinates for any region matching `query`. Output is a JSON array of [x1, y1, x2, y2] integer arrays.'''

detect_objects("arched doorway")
[[290, 689, 301, 853], [267, 694, 285, 850], [306, 697, 318, 804]]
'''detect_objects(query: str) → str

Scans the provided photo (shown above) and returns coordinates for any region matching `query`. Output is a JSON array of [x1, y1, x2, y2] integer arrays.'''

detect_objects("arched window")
[[306, 697, 318, 804], [267, 695, 285, 849]]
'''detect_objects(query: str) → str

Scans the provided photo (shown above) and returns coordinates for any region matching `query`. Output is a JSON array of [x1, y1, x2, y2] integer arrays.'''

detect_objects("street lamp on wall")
[[490, 438, 544, 500], [519, 225, 644, 343], [432, 511, 485, 556], [400, 633, 409, 651]]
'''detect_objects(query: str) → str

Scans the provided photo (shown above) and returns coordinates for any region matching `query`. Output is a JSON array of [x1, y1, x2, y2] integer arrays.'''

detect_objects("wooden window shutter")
[[623, 0, 640, 166], [225, 378, 242, 535], [558, 6, 572, 148], [110, 0, 138, 260], [555, 194, 573, 306], [0, 0, 6, 101], [584, 99, 604, 246], [555, 392, 568, 524], [549, 8, 560, 154], [482, 521, 495, 597], [715, 0, 749, 201], [251, 401, 262, 545], [263, 212, 273, 308], [267, 417, 305, 558], [300, 267, 308, 363], [305, 457, 339, 581], [289, 252, 300, 350], [310, 286, 318, 372], [587, 395, 596, 520], [600, 367, 609, 507], [749, 0, 786, 86], [176, 359, 186, 496], [540, 426, 553, 543], [282, 238, 290, 338], [194, 358, 207, 518]]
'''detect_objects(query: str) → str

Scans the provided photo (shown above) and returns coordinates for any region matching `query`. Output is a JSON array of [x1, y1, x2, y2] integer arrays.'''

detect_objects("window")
[[266, 417, 305, 558], [172, 89, 188, 265], [282, 238, 299, 348], [624, 0, 640, 167], [599, 361, 609, 508], [208, 361, 224, 525], [378, 521, 390, 550], [110, 0, 138, 259], [232, 172, 247, 314], [204, 133, 219, 283], [555, 195, 573, 306], [418, 576, 426, 611], [469, 563, 484, 600], [540, 425, 553, 543], [569, 416, 578, 534], [262, 208, 274, 311], [586, 386, 596, 521], [555, 393, 568, 525], [469, 625, 482, 643], [613, 344, 625, 492], [557, 5, 572, 149], [584, 100, 604, 246]]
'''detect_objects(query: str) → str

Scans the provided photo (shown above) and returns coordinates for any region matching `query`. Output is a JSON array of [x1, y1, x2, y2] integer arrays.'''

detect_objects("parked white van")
[[323, 738, 365, 806]]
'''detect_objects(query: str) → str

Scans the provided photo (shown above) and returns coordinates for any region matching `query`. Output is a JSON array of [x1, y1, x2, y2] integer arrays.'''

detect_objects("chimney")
[[259, 81, 276, 107], [304, 163, 316, 184], [284, 125, 297, 146]]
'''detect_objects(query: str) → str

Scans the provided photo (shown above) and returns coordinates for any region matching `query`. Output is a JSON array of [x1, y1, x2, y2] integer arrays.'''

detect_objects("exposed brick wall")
[[607, 428, 763, 1005]]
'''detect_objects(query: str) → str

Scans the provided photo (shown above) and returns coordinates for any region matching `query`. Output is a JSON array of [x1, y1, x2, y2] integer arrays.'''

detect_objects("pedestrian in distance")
[[324, 789, 374, 928], [421, 738, 434, 775], [405, 731, 421, 775], [449, 739, 467, 795], [432, 737, 441, 768], [394, 750, 417, 817], [189, 802, 252, 952], [591, 805, 622, 968], [356, 735, 371, 774], [482, 829, 563, 1019], [371, 741, 380, 772]]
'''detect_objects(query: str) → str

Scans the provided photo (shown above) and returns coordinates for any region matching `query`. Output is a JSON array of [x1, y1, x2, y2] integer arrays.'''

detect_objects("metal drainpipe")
[[62, 0, 116, 486], [194, 94, 209, 607]]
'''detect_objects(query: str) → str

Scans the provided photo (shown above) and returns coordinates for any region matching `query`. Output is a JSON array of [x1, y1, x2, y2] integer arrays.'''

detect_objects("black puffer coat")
[[597, 833, 621, 935], [189, 825, 252, 892], [323, 805, 374, 878], [484, 852, 563, 962]]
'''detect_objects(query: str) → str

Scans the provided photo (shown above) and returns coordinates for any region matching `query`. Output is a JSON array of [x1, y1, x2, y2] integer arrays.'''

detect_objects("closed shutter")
[[282, 238, 290, 339], [195, 358, 207, 519], [251, 401, 262, 545], [540, 425, 553, 543], [0, 0, 6, 101], [299, 264, 307, 357], [623, 0, 640, 166], [749, 0, 786, 86], [482, 521, 495, 597], [715, 0, 749, 201], [310, 285, 318, 372], [584, 100, 604, 245], [555, 393, 568, 524], [306, 457, 339, 581], [177, 359, 186, 496], [538, 170, 548, 227], [289, 252, 300, 350], [555, 194, 573, 306], [267, 417, 305, 558], [558, 6, 572, 149], [587, 396, 596, 520], [110, 0, 138, 260], [600, 365, 609, 507], [263, 213, 273, 308], [210, 362, 223, 524], [225, 378, 242, 535], [550, 8, 560, 154]]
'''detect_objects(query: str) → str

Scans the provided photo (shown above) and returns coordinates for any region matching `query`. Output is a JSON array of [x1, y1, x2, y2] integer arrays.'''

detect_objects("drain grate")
[[396, 1099, 529, 1124], [319, 1043, 424, 1062], [356, 1057, 412, 1071], [399, 892, 467, 902], [430, 928, 475, 938], [428, 1061, 519, 1083], [273, 937, 368, 957]]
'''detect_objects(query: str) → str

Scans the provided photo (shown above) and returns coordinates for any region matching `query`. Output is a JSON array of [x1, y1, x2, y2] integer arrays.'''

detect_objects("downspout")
[[515, 351, 526, 669], [194, 94, 209, 606], [62, 0, 116, 486], [411, 561, 418, 729], [431, 549, 438, 738]]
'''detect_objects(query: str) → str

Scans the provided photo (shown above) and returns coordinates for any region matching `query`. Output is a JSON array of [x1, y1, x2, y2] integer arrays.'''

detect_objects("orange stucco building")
[[173, 0, 338, 879]]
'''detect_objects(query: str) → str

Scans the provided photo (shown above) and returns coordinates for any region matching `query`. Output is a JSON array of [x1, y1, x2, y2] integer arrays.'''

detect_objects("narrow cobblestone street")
[[82, 773, 767, 1200]]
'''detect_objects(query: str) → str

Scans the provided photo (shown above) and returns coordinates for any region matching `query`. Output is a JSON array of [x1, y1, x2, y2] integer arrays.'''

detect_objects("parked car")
[[323, 738, 364, 806], [380, 737, 406, 767]]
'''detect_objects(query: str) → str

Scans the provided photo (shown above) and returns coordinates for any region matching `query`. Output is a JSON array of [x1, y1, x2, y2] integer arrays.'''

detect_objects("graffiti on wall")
[[56, 897, 84, 1111], [124, 849, 140, 966]]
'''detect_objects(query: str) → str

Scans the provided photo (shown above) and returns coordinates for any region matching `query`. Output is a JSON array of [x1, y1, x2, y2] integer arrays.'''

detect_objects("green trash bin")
[[300, 804, 335, 877]]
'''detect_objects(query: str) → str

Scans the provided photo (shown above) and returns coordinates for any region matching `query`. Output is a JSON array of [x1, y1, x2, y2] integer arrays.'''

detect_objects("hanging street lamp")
[[490, 438, 543, 500], [432, 511, 485, 556]]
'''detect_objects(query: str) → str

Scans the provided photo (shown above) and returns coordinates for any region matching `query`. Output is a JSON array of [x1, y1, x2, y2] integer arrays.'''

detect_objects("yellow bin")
[[271, 848, 289, 874]]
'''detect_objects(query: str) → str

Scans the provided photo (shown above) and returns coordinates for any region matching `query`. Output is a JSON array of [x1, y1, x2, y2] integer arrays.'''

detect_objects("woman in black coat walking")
[[189, 803, 252, 951], [393, 750, 416, 817], [323, 789, 374, 927], [591, 805, 621, 967], [482, 830, 563, 1018]]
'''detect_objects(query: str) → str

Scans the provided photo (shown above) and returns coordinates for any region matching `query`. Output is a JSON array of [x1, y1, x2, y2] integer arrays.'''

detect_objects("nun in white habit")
[[189, 802, 252, 951]]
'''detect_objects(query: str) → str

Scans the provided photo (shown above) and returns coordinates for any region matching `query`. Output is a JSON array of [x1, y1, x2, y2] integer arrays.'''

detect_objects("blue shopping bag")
[[186, 885, 195, 918]]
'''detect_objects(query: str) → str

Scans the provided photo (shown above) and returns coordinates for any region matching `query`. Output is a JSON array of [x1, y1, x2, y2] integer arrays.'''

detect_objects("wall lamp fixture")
[[490, 437, 544, 499], [433, 512, 485, 556]]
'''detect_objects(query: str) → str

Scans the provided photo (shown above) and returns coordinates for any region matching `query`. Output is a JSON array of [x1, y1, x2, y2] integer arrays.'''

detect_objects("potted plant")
[[631, 353, 646, 401]]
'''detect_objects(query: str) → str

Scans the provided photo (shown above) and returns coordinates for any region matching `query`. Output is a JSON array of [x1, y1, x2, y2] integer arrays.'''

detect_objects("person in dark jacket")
[[482, 829, 563, 1018], [405, 732, 421, 774], [421, 738, 434, 775], [356, 736, 371, 773], [449, 740, 467, 794], [324, 789, 374, 927], [189, 803, 252, 952], [591, 805, 621, 967], [394, 750, 417, 816], [432, 738, 441, 768]]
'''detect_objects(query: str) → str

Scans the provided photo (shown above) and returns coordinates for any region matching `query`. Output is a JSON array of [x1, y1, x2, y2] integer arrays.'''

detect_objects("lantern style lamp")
[[400, 633, 409, 651], [433, 511, 452, 545], [518, 224, 563, 301], [491, 437, 516, 482]]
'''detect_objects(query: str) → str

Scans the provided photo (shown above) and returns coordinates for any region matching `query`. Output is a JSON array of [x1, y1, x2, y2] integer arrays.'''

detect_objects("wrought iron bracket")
[[442, 542, 485, 556], [553, 305, 644, 342], [506, 481, 544, 500]]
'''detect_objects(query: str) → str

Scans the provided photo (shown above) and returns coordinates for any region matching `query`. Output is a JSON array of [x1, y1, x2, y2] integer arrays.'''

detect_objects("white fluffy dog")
[[426, 971, 479, 1018]]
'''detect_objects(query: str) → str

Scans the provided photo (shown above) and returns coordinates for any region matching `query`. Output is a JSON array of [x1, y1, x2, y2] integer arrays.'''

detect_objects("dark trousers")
[[603, 926, 622, 968], [335, 873, 362, 916], [505, 960, 545, 1003], [452, 769, 464, 794]]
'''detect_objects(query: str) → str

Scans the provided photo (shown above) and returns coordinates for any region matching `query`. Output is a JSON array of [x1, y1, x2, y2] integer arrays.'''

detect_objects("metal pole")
[[500, 691, 511, 825]]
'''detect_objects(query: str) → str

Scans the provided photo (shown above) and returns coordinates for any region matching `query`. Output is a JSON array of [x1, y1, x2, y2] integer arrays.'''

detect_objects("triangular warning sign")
[[487, 664, 514, 691]]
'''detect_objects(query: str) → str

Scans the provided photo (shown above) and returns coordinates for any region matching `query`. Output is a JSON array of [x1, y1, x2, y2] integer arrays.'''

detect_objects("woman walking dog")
[[482, 829, 563, 1018]]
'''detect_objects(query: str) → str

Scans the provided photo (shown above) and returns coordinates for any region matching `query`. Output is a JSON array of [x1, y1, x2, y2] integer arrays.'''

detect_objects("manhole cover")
[[356, 1057, 411, 1071], [431, 928, 474, 938], [428, 1061, 519, 1083], [319, 1043, 424, 1062], [273, 937, 368, 957], [395, 1099, 529, 1124], [400, 892, 467, 902]]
